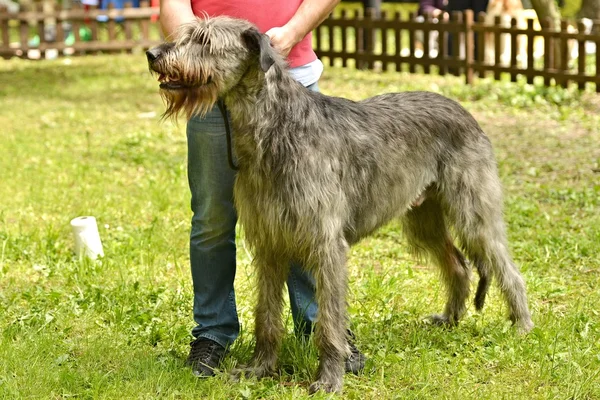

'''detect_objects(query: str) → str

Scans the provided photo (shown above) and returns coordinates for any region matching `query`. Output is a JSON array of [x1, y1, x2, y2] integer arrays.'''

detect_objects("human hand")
[[265, 25, 303, 57]]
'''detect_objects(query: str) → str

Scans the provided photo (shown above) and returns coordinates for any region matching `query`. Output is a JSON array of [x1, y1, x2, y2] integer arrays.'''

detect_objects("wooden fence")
[[316, 9, 600, 92], [2, 5, 599, 91], [0, 1, 161, 59]]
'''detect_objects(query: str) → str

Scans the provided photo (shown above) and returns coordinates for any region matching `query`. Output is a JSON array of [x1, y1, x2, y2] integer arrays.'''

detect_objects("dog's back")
[[313, 91, 493, 240]]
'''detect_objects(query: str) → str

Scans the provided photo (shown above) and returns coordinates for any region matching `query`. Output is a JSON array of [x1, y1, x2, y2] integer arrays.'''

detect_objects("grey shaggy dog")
[[147, 16, 533, 394]]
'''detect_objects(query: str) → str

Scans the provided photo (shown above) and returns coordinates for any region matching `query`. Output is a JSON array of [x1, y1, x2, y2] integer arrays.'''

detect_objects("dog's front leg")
[[234, 255, 288, 380], [309, 239, 351, 394]]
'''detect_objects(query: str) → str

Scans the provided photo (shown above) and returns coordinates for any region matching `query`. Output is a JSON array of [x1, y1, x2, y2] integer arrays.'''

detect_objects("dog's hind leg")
[[444, 164, 533, 333], [309, 237, 350, 394], [473, 258, 491, 311], [401, 195, 471, 326]]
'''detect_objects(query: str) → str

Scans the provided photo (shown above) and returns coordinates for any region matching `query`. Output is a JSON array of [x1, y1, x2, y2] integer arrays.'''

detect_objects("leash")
[[217, 99, 239, 171]]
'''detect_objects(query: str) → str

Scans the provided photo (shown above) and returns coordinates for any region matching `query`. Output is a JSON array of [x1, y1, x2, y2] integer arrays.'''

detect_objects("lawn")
[[0, 53, 599, 399]]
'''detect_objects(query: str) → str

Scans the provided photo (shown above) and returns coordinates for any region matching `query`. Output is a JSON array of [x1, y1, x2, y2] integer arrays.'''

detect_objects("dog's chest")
[[233, 169, 306, 247]]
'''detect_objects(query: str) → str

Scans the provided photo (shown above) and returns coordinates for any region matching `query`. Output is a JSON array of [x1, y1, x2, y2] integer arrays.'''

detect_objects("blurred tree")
[[530, 0, 561, 24], [530, 0, 562, 67], [577, 0, 600, 18]]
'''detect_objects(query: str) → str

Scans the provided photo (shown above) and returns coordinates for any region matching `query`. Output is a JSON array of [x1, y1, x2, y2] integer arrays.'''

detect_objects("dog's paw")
[[231, 365, 276, 381], [308, 378, 343, 394], [426, 314, 457, 327], [513, 317, 534, 335]]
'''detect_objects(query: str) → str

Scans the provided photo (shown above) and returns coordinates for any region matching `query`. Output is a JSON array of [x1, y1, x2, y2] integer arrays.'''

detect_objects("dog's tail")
[[474, 259, 491, 311]]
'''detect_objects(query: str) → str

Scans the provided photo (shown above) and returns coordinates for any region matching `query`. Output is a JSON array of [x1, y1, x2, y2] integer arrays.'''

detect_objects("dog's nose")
[[146, 48, 161, 63]]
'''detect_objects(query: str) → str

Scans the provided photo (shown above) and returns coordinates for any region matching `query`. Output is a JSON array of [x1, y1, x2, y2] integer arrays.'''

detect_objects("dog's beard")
[[160, 83, 219, 121]]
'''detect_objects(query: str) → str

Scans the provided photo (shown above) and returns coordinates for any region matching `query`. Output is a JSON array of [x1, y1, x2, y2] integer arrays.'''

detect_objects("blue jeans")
[[188, 83, 320, 348]]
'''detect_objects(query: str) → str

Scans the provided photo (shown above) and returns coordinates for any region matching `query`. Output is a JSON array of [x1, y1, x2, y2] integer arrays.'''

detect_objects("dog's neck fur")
[[222, 58, 314, 169]]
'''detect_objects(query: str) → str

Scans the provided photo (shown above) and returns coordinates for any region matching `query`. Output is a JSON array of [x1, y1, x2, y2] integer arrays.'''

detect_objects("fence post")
[[558, 19, 570, 88], [56, 11, 64, 46], [577, 20, 586, 90], [526, 18, 535, 84], [595, 24, 600, 93], [89, 5, 98, 45], [362, 0, 380, 69], [509, 17, 518, 82], [328, 16, 335, 67], [363, 7, 377, 70], [72, 2, 81, 49], [438, 12, 448, 76], [542, 18, 553, 87], [408, 11, 416, 74], [476, 12, 486, 78], [464, 9, 474, 85], [450, 11, 461, 76], [423, 12, 432, 74], [394, 11, 402, 72], [19, 12, 29, 57], [457, 11, 464, 75], [107, 2, 117, 47], [354, 9, 363, 69], [0, 6, 10, 59], [36, 2, 46, 59], [124, 2, 134, 49], [340, 10, 348, 68], [381, 10, 390, 71], [140, 1, 150, 43], [493, 15, 501, 80]]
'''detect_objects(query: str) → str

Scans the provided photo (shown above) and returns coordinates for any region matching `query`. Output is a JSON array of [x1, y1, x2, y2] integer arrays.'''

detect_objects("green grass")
[[1, 53, 599, 399]]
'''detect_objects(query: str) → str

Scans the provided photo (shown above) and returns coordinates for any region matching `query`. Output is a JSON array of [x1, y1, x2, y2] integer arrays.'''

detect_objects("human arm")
[[265, 0, 340, 57], [159, 0, 197, 39]]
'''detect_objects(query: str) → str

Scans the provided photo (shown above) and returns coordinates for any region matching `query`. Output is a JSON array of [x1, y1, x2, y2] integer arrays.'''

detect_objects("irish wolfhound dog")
[[147, 16, 533, 394]]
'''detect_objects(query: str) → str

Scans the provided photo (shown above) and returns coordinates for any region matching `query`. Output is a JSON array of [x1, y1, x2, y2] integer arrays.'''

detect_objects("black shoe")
[[186, 337, 227, 377], [345, 331, 366, 375]]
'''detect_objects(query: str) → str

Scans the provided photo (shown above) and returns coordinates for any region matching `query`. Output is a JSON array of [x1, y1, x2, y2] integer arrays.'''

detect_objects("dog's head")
[[147, 16, 276, 120]]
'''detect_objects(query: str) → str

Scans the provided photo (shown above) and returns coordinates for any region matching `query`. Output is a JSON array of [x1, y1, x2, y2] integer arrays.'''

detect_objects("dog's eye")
[[190, 29, 211, 48]]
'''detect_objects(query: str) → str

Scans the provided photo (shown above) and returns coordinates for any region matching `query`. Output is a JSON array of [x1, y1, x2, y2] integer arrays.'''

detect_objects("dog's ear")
[[241, 28, 275, 72]]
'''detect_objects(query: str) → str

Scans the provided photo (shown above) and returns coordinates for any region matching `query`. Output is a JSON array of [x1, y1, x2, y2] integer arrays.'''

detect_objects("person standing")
[[446, 0, 489, 59]]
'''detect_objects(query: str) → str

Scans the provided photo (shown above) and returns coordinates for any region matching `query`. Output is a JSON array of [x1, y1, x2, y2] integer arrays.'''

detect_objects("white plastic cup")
[[70, 216, 104, 260]]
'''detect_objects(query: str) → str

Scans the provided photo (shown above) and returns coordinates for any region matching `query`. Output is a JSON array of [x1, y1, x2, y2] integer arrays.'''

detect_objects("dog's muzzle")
[[146, 46, 184, 90], [146, 47, 162, 63]]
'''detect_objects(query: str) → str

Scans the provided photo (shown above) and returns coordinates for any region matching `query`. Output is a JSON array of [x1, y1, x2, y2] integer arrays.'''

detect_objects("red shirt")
[[190, 0, 316, 68]]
